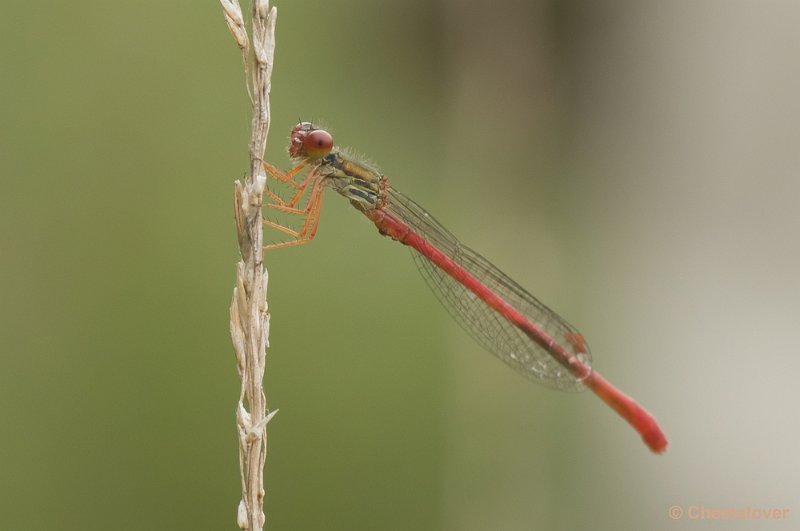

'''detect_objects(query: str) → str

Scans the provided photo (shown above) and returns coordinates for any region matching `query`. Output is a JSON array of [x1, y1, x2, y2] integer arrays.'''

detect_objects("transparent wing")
[[386, 188, 591, 391]]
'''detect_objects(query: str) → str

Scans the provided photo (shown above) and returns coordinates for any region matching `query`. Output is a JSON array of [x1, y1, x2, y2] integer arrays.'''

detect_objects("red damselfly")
[[261, 122, 667, 454]]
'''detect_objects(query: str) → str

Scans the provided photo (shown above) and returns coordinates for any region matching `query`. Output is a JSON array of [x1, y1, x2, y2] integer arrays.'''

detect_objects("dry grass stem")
[[221, 1, 277, 529]]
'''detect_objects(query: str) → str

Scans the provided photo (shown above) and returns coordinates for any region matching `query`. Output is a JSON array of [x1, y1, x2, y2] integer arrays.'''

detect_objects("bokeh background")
[[2, 1, 799, 530]]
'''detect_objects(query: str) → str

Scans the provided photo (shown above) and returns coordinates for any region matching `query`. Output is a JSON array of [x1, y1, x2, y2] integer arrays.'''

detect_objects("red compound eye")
[[302, 129, 334, 159]]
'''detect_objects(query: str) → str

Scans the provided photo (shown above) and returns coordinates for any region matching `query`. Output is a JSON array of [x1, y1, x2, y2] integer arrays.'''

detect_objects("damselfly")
[[261, 122, 667, 453]]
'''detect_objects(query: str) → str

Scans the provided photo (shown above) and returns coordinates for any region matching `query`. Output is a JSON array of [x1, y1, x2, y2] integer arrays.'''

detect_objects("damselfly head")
[[289, 122, 334, 161]]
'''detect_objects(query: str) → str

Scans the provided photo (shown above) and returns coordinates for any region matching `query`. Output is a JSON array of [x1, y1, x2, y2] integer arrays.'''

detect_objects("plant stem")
[[221, 1, 277, 529]]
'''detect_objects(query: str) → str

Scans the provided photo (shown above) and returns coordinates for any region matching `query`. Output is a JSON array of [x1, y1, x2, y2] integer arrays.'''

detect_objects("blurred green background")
[[2, 1, 799, 530]]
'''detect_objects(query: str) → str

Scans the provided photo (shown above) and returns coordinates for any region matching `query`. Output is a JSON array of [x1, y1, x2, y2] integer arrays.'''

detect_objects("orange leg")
[[261, 160, 316, 209], [262, 160, 308, 189], [265, 203, 310, 215], [262, 178, 326, 251]]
